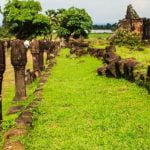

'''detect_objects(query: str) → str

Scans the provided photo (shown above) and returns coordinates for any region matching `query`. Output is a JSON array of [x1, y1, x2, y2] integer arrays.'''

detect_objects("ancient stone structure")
[[11, 40, 27, 101], [118, 5, 143, 35], [68, 39, 89, 56], [0, 41, 5, 123], [125, 4, 139, 19], [147, 65, 150, 80], [118, 5, 150, 39], [88, 47, 104, 58], [30, 39, 40, 77], [45, 41, 52, 63], [39, 40, 46, 71], [46, 41, 57, 62], [25, 69, 36, 84], [97, 43, 138, 81], [95, 43, 150, 93], [143, 19, 150, 40]]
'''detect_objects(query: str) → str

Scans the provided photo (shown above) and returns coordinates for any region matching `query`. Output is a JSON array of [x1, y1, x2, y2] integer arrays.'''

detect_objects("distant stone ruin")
[[125, 4, 139, 20], [118, 4, 150, 40]]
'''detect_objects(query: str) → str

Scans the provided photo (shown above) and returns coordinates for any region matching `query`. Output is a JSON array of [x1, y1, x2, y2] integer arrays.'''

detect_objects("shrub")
[[112, 30, 142, 49]]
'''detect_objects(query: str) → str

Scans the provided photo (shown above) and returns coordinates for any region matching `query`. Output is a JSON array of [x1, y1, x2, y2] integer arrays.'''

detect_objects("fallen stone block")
[[3, 140, 25, 150], [4, 128, 27, 141], [103, 52, 121, 64], [97, 65, 107, 76], [15, 110, 33, 127], [123, 58, 138, 81], [7, 105, 24, 115]]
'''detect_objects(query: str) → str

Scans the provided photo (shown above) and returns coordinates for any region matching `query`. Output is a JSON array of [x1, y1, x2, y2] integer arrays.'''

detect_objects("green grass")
[[116, 46, 150, 65], [116, 46, 150, 74], [88, 33, 112, 49], [21, 49, 150, 149], [88, 33, 112, 40]]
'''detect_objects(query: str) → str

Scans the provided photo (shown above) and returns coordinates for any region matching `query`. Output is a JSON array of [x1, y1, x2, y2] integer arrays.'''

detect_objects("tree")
[[55, 7, 93, 40], [45, 9, 66, 26], [2, 0, 51, 39], [0, 26, 12, 38]]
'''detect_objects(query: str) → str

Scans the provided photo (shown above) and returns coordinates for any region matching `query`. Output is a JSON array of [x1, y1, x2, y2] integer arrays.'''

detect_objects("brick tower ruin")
[[118, 4, 150, 40]]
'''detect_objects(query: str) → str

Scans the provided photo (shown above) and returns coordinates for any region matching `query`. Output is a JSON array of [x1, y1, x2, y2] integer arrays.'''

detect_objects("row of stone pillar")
[[0, 39, 59, 125], [12, 39, 52, 101]]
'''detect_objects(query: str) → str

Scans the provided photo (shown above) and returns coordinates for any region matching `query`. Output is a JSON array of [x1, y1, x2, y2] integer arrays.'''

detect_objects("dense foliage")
[[92, 23, 117, 31], [46, 7, 93, 40], [45, 8, 65, 28], [3, 0, 51, 39], [112, 30, 142, 49], [45, 9, 65, 39]]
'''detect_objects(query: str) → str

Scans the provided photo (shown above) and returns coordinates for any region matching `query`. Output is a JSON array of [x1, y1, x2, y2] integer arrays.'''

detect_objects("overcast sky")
[[0, 0, 150, 24]]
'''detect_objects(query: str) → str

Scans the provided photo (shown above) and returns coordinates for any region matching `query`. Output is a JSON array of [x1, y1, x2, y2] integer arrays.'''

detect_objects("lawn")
[[88, 33, 111, 39], [21, 49, 150, 149], [88, 33, 111, 49]]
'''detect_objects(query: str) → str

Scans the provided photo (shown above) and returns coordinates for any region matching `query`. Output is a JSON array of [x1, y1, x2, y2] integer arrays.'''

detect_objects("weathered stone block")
[[103, 52, 121, 64], [11, 40, 27, 69]]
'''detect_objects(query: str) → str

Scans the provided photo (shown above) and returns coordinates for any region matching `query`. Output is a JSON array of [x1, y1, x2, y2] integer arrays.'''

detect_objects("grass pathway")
[[22, 49, 150, 149]]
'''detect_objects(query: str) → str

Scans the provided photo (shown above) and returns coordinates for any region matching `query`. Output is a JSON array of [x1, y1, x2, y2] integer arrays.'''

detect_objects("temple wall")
[[118, 19, 143, 36], [131, 19, 143, 35]]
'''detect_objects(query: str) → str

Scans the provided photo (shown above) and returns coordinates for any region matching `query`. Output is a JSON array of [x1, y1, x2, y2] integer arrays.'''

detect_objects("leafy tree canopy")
[[46, 7, 93, 40], [59, 7, 93, 40], [45, 9, 65, 32], [3, 0, 51, 39]]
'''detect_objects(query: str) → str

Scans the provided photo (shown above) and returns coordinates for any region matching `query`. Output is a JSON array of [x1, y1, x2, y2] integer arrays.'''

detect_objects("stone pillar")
[[46, 41, 57, 63], [46, 41, 51, 63], [0, 41, 6, 123], [11, 40, 27, 101], [39, 52, 44, 71], [147, 65, 150, 81], [4, 40, 11, 53], [39, 40, 46, 71], [30, 39, 40, 77]]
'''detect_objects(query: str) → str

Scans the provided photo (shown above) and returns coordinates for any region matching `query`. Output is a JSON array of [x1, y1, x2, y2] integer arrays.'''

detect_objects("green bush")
[[113, 30, 142, 49]]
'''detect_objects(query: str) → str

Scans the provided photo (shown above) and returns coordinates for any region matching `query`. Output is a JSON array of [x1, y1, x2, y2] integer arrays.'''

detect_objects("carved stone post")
[[0, 41, 5, 124], [147, 65, 150, 81], [4, 40, 11, 53], [11, 40, 27, 101], [30, 39, 40, 76], [39, 40, 46, 71], [46, 41, 52, 63]]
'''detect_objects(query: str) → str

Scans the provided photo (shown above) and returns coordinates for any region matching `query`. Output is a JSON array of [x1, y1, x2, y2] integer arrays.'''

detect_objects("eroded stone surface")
[[3, 140, 25, 150], [7, 105, 24, 115], [15, 110, 33, 127], [27, 101, 40, 109], [4, 128, 27, 141]]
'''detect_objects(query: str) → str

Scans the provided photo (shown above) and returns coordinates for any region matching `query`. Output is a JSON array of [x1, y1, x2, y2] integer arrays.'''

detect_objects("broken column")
[[147, 65, 150, 79], [146, 65, 150, 94], [0, 41, 5, 123], [4, 40, 11, 53], [30, 39, 40, 77], [39, 40, 46, 71], [11, 40, 27, 101], [46, 41, 54, 63]]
